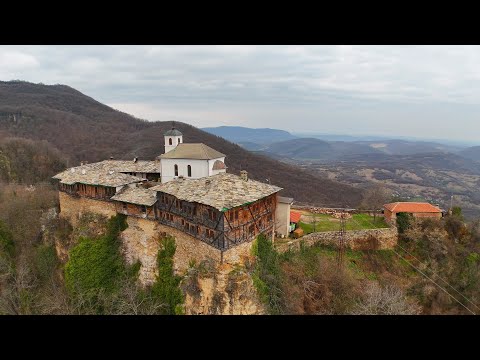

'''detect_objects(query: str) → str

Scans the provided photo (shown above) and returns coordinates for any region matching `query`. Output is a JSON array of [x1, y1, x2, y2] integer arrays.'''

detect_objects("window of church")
[[187, 165, 192, 177]]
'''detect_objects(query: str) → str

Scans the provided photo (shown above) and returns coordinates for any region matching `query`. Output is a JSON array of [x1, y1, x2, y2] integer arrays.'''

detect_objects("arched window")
[[169, 138, 172, 145], [178, 138, 181, 144], [174, 164, 178, 176], [187, 165, 192, 177]]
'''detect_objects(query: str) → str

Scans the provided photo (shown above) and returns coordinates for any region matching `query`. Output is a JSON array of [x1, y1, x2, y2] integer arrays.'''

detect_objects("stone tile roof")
[[158, 143, 225, 160], [150, 172, 282, 211], [164, 128, 183, 136], [103, 160, 159, 173], [111, 186, 158, 206], [52, 160, 153, 187], [384, 202, 442, 213]]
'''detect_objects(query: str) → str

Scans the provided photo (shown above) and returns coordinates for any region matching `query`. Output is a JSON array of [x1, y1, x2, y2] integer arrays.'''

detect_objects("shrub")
[[251, 233, 283, 314], [444, 216, 466, 241], [150, 235, 184, 315], [35, 244, 58, 282], [396, 212, 412, 234], [0, 220, 14, 258], [452, 206, 463, 219], [64, 214, 128, 298]]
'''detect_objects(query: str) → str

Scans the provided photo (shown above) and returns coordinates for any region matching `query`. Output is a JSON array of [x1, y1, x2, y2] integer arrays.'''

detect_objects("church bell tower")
[[164, 123, 183, 154]]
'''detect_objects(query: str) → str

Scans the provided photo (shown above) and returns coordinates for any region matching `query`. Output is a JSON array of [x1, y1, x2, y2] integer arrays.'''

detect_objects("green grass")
[[296, 243, 376, 280], [298, 213, 389, 234]]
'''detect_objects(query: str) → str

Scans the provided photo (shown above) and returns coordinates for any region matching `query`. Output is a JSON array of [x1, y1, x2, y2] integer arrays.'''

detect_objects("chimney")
[[110, 156, 114, 160], [133, 157, 138, 163], [240, 170, 248, 181], [80, 161, 84, 166]]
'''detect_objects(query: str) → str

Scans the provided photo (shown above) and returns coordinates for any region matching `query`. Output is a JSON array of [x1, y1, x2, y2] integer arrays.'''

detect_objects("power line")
[[337, 211, 347, 267], [360, 214, 477, 314], [395, 242, 480, 313], [392, 249, 476, 315]]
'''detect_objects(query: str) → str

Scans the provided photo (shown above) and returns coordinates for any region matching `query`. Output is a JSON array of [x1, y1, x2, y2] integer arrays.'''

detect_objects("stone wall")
[[58, 191, 257, 286], [120, 217, 162, 285], [58, 192, 116, 227], [276, 227, 398, 253], [120, 216, 224, 285], [223, 240, 254, 265]]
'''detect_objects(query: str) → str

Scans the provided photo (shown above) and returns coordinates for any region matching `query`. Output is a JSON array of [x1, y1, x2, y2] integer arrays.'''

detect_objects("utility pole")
[[337, 209, 346, 268]]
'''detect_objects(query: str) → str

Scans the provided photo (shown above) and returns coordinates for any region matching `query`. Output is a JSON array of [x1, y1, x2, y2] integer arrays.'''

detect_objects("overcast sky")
[[1, 45, 479, 143]]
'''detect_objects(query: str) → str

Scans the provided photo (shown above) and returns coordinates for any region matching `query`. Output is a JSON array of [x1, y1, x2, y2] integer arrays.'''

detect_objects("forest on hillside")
[[0, 81, 364, 207]]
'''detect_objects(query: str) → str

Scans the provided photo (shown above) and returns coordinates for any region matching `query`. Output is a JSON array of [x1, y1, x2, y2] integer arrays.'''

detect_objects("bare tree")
[[362, 184, 391, 223], [0, 257, 38, 315], [353, 282, 421, 315]]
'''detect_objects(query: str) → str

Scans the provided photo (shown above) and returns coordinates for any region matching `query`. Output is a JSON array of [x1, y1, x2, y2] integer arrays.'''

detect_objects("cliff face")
[[54, 198, 265, 315], [181, 262, 265, 315], [119, 216, 265, 314]]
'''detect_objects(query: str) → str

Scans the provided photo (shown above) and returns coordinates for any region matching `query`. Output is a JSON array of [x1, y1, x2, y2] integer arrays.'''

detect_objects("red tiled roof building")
[[290, 211, 302, 224], [383, 202, 442, 223]]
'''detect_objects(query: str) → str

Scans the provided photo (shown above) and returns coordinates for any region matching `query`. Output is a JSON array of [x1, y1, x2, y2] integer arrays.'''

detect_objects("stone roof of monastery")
[[111, 186, 158, 206], [158, 143, 226, 160], [52, 160, 155, 187], [150, 172, 282, 211]]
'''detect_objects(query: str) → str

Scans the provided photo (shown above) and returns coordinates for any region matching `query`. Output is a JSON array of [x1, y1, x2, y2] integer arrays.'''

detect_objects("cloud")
[[1, 45, 480, 142]]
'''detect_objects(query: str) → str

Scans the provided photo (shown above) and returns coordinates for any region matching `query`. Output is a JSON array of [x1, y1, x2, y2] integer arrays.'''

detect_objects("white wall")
[[161, 158, 209, 183], [164, 135, 183, 154], [275, 201, 291, 236]]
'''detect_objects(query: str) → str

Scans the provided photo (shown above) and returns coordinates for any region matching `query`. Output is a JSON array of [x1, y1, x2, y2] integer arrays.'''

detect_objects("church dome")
[[164, 127, 183, 136], [212, 160, 226, 170]]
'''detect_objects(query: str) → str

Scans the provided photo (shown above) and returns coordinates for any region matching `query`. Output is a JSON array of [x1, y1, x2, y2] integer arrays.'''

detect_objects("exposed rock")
[[181, 262, 265, 315]]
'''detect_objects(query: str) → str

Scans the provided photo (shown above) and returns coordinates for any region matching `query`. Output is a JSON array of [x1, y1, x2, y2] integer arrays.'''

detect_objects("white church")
[[157, 127, 227, 183]]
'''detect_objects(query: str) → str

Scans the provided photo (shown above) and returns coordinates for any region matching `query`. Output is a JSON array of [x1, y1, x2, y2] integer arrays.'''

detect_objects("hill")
[[260, 138, 379, 161], [294, 152, 480, 219], [355, 139, 461, 156], [263, 138, 333, 160], [202, 126, 297, 145], [261, 138, 460, 161], [459, 146, 480, 162], [0, 137, 67, 183], [0, 81, 363, 207]]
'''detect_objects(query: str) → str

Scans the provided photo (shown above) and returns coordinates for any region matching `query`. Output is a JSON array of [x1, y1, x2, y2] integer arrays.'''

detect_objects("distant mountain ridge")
[[202, 126, 297, 145], [0, 80, 363, 207], [205, 125, 466, 160]]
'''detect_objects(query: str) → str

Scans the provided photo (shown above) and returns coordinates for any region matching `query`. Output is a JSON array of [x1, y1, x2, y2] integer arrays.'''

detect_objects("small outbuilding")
[[289, 210, 302, 233], [383, 202, 442, 223], [275, 197, 294, 236]]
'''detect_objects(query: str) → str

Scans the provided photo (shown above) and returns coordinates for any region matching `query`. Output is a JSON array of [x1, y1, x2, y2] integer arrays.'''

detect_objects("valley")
[[203, 126, 480, 219]]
